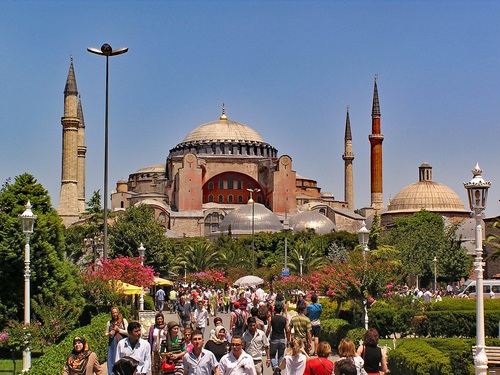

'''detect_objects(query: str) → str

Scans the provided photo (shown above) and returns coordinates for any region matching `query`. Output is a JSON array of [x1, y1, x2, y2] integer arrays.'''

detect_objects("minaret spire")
[[58, 56, 82, 226], [343, 105, 355, 210], [369, 74, 384, 210], [77, 95, 87, 213]]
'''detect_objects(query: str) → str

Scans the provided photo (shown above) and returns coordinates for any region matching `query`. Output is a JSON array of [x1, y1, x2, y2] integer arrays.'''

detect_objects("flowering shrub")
[[81, 256, 156, 309], [189, 270, 228, 289]]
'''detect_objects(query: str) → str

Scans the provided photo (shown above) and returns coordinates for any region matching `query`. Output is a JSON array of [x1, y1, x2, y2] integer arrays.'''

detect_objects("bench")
[[472, 346, 500, 366]]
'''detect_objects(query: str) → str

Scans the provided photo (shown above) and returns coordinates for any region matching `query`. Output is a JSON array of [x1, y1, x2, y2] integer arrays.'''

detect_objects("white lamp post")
[[19, 201, 37, 373], [358, 220, 370, 330], [138, 242, 146, 311], [87, 43, 128, 261], [433, 256, 437, 292], [247, 188, 261, 274], [464, 163, 491, 375], [299, 255, 304, 277]]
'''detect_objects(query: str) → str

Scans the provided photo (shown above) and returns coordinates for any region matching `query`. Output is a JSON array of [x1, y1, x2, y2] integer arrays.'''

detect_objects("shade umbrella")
[[233, 275, 264, 287], [153, 277, 174, 286], [113, 280, 142, 295]]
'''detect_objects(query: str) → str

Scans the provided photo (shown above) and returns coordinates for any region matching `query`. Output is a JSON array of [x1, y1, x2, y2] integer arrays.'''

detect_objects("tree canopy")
[[0, 174, 83, 326]]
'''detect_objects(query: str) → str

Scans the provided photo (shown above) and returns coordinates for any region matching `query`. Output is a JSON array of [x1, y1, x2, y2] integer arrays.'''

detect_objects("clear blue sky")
[[1, 1, 499, 217]]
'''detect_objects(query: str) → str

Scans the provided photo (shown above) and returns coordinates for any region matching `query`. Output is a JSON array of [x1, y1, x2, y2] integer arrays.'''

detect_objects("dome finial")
[[220, 103, 227, 120]]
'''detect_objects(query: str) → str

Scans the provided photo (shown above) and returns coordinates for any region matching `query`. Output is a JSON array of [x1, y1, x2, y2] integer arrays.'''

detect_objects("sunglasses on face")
[[230, 343, 242, 347]]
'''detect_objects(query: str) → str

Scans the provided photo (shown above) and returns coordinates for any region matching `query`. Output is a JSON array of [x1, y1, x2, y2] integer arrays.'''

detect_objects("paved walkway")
[[103, 310, 340, 375]]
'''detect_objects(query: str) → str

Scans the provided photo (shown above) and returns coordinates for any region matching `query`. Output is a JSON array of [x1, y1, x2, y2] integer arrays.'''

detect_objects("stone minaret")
[[369, 75, 384, 210], [342, 106, 355, 210], [77, 96, 87, 213], [58, 57, 81, 226]]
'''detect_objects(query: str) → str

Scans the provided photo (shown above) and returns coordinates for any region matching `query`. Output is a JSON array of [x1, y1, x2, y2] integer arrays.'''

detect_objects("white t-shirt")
[[283, 353, 307, 375]]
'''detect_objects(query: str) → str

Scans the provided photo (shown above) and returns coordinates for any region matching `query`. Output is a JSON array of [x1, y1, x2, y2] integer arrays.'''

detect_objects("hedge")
[[29, 313, 109, 375], [369, 306, 500, 338], [387, 338, 470, 375]]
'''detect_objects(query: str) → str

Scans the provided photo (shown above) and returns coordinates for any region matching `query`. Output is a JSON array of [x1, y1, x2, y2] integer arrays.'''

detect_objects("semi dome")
[[387, 163, 467, 213], [134, 164, 165, 174], [219, 203, 282, 234], [289, 210, 337, 234]]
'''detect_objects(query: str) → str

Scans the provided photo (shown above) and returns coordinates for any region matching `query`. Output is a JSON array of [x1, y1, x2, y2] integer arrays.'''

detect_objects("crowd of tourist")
[[62, 284, 388, 375]]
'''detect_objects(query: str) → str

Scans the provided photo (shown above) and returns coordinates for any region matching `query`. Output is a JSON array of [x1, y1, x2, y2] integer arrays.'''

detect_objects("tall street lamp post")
[[358, 220, 370, 330], [299, 255, 304, 277], [433, 256, 437, 292], [464, 163, 491, 375], [138, 243, 146, 311], [19, 201, 37, 373], [87, 43, 128, 261], [247, 188, 260, 274]]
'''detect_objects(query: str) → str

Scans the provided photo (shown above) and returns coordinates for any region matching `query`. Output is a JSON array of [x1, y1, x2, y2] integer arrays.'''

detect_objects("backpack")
[[234, 311, 244, 328]]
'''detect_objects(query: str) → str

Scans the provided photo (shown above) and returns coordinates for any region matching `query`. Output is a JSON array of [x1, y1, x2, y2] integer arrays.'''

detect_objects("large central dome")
[[182, 118, 264, 144], [168, 107, 277, 159]]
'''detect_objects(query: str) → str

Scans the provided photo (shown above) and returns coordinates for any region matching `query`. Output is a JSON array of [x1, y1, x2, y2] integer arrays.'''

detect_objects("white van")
[[456, 279, 500, 298]]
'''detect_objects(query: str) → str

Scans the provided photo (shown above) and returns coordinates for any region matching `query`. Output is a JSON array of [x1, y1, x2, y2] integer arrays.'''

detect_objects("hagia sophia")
[[57, 59, 497, 274]]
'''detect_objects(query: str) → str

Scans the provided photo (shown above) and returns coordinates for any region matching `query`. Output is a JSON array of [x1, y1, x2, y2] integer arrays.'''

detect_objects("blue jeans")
[[270, 339, 286, 370]]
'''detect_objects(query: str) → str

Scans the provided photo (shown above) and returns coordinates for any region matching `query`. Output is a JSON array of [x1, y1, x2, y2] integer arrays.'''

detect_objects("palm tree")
[[486, 218, 500, 260], [289, 241, 330, 275], [172, 241, 224, 273]]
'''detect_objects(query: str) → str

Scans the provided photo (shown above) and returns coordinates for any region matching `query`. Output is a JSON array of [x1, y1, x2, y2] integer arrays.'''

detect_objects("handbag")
[[162, 360, 175, 373]]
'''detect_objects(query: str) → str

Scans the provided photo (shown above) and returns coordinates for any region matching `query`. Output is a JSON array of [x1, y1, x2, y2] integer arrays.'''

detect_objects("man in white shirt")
[[183, 330, 220, 375], [219, 336, 257, 375], [115, 321, 151, 375], [192, 300, 210, 335]]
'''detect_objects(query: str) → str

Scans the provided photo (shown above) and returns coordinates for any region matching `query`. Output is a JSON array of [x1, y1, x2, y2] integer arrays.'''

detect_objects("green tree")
[[108, 204, 172, 275], [387, 210, 472, 286], [0, 173, 83, 326]]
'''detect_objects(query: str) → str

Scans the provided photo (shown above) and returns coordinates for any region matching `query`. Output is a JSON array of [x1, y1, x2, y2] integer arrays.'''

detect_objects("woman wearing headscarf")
[[204, 326, 229, 362], [148, 312, 168, 375], [63, 336, 104, 375], [160, 321, 186, 375], [106, 307, 128, 375]]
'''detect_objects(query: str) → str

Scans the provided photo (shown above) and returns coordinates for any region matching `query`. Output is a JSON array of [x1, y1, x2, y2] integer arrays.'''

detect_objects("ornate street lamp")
[[247, 188, 261, 274], [464, 163, 491, 375], [19, 201, 37, 372], [87, 43, 128, 261], [358, 220, 370, 330], [138, 242, 146, 311]]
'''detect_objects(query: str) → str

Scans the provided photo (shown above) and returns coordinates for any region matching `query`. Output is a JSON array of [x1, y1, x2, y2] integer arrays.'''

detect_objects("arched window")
[[319, 208, 326, 215], [228, 195, 234, 203], [208, 181, 214, 190], [218, 195, 224, 203], [238, 195, 243, 203], [208, 194, 214, 202]]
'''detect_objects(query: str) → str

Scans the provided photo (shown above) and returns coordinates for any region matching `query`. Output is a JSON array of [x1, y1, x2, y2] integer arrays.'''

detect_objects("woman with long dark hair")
[[63, 337, 104, 375], [160, 321, 186, 375]]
